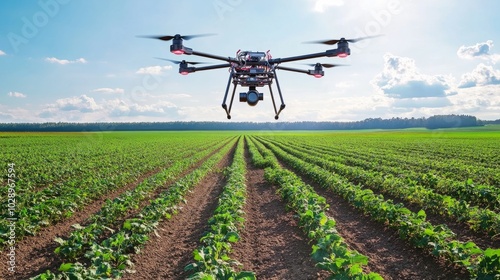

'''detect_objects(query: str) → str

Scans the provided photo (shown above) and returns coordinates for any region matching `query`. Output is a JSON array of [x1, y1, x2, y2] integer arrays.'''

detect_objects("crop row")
[[0, 137, 213, 209], [0, 133, 214, 195], [292, 139, 500, 210], [260, 137, 500, 236], [32, 138, 236, 279], [185, 137, 256, 279], [386, 138, 500, 169], [253, 137, 500, 278], [0, 139, 223, 248], [296, 135, 499, 186], [247, 137, 382, 279], [54, 138, 230, 262], [1, 135, 105, 190]]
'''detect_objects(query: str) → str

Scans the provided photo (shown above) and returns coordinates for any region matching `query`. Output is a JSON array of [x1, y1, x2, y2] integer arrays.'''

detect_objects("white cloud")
[[8, 91, 27, 98], [109, 99, 179, 118], [45, 57, 87, 65], [310, 0, 344, 13], [0, 50, 5, 56], [448, 85, 500, 119], [370, 52, 498, 116], [0, 104, 40, 122], [271, 93, 392, 122], [0, 114, 14, 122], [51, 95, 102, 113], [457, 40, 500, 64], [371, 53, 453, 99], [335, 82, 352, 89], [458, 63, 500, 88], [38, 95, 181, 121], [392, 97, 452, 108], [92, 88, 124, 94], [166, 93, 192, 99], [136, 65, 173, 75], [457, 40, 495, 60], [177, 105, 224, 121]]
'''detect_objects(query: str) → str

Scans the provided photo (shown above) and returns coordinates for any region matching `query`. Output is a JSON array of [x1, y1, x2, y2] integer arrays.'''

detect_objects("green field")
[[1, 128, 499, 279]]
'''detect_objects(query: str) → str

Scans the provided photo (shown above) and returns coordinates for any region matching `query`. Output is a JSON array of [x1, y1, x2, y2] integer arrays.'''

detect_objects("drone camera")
[[240, 90, 263, 106]]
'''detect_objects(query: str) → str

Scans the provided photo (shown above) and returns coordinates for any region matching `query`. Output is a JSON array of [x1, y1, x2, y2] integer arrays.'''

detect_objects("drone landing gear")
[[270, 69, 286, 120], [222, 104, 231, 119], [269, 88, 286, 120], [221, 70, 237, 119], [221, 69, 286, 120]]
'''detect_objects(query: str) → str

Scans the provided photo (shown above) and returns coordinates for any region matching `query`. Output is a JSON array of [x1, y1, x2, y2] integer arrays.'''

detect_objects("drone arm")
[[270, 49, 340, 64], [189, 50, 239, 63], [275, 66, 309, 75], [191, 63, 232, 72]]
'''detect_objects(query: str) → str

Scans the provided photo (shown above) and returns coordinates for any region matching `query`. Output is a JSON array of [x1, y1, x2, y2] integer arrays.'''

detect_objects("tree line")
[[0, 115, 494, 132]]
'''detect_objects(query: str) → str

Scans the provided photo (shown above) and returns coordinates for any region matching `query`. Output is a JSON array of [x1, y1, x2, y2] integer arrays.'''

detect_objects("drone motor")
[[336, 40, 350, 58]]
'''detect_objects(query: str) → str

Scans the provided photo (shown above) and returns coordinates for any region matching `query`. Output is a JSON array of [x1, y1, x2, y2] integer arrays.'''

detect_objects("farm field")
[[1, 128, 499, 279]]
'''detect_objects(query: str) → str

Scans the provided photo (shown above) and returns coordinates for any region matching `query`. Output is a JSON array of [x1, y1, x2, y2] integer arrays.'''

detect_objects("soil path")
[[277, 159, 470, 280], [229, 144, 328, 280], [387, 194, 499, 250], [121, 145, 235, 280], [0, 165, 166, 279], [266, 139, 498, 249], [0, 143, 225, 280]]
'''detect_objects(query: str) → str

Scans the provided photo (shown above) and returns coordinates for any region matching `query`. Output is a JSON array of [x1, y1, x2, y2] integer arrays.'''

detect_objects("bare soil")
[[0, 165, 166, 280], [278, 158, 471, 280], [0, 143, 227, 280], [121, 144, 235, 280], [2, 137, 492, 280], [387, 193, 500, 250], [229, 147, 328, 279]]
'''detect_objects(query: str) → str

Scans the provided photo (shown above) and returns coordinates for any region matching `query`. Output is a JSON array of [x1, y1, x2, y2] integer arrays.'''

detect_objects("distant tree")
[[481, 119, 500, 125], [425, 115, 479, 129], [0, 115, 483, 132]]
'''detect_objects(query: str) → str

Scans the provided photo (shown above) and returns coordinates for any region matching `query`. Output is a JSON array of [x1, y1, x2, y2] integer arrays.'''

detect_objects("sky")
[[0, 0, 499, 123]]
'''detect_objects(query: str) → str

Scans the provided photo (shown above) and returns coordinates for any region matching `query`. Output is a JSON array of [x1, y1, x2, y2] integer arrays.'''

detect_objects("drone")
[[139, 33, 378, 120]]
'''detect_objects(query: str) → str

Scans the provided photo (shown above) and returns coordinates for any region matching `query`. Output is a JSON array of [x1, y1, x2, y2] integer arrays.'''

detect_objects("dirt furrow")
[[385, 194, 499, 250], [267, 139, 498, 249], [229, 146, 328, 280], [1, 143, 225, 280], [278, 159, 470, 280], [121, 145, 235, 280], [0, 164, 167, 279]]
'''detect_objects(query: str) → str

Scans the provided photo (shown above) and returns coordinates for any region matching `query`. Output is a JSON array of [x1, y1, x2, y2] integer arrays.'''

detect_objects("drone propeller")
[[304, 63, 348, 68], [137, 33, 216, 41], [304, 35, 383, 45], [155, 57, 208, 65]]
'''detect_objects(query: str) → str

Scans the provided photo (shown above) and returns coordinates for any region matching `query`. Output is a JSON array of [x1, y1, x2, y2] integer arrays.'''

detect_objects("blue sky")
[[1, 0, 499, 122]]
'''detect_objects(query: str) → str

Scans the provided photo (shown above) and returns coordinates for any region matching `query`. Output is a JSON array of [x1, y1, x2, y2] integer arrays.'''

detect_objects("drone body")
[[140, 33, 377, 119]]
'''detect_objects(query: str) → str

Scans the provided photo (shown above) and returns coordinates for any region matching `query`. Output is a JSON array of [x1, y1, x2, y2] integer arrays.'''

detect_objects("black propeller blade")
[[155, 57, 208, 65], [304, 35, 383, 45], [304, 63, 348, 68], [137, 33, 216, 41]]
